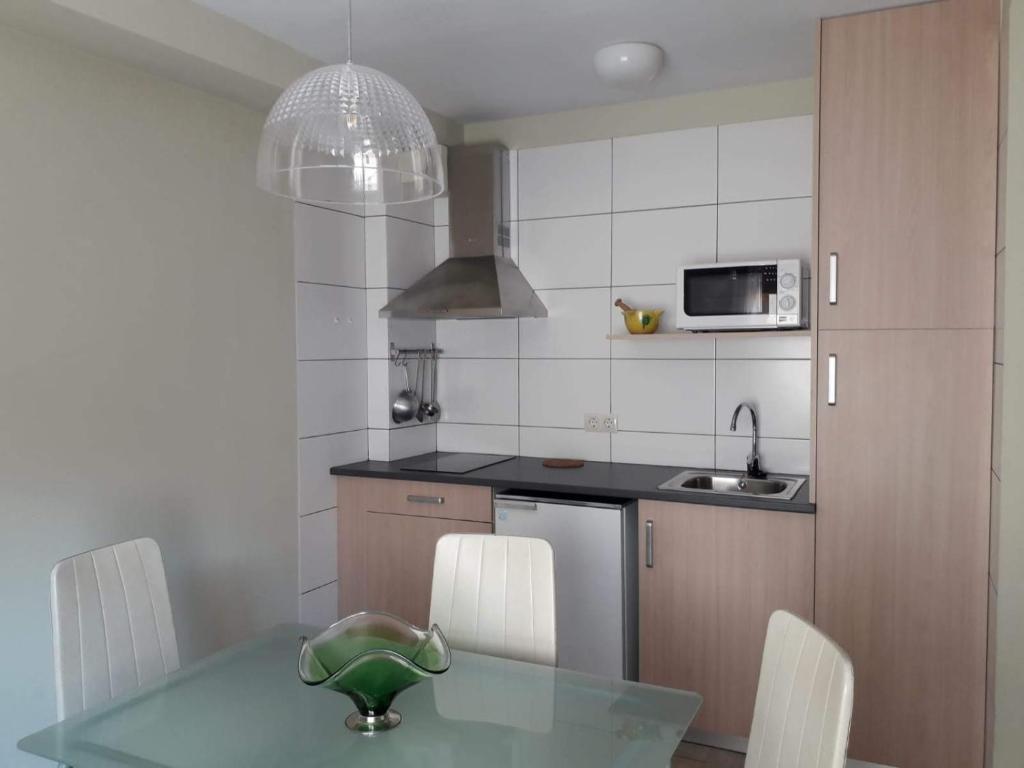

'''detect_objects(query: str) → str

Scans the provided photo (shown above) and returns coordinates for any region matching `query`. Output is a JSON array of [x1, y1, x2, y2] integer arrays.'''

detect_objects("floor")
[[672, 742, 746, 767]]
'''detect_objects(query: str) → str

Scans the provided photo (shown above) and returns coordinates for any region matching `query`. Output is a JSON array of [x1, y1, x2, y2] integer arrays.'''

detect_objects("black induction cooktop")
[[397, 452, 515, 475]]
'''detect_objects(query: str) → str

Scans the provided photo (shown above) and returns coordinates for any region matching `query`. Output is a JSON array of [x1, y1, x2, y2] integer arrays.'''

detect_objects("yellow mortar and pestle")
[[615, 298, 664, 334]]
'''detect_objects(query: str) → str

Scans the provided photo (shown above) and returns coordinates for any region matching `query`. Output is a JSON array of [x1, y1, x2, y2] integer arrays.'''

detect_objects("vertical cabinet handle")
[[828, 252, 838, 305], [644, 520, 654, 568], [827, 354, 838, 406]]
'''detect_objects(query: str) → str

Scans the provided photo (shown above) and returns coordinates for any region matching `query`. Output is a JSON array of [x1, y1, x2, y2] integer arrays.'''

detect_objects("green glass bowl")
[[298, 611, 451, 734]]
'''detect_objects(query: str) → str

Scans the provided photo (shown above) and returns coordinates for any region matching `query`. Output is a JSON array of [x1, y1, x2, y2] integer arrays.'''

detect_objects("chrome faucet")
[[730, 402, 766, 479]]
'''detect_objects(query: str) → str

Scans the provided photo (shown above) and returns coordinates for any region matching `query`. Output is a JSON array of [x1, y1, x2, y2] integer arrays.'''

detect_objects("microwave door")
[[679, 265, 778, 329]]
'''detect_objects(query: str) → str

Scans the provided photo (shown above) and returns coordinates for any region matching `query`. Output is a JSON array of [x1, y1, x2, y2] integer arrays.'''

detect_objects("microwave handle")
[[828, 253, 838, 305]]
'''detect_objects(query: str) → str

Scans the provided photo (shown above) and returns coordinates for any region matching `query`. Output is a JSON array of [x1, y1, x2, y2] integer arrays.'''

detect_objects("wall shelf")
[[606, 330, 811, 341]]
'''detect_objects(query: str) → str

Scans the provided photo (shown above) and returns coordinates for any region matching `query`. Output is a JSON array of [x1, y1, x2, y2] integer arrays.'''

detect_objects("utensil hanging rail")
[[389, 342, 443, 365]]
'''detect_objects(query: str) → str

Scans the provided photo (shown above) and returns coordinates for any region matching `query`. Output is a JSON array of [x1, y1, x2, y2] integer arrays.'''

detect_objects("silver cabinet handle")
[[828, 252, 838, 305], [827, 354, 837, 406], [495, 500, 537, 512], [407, 495, 444, 505], [644, 520, 654, 568]]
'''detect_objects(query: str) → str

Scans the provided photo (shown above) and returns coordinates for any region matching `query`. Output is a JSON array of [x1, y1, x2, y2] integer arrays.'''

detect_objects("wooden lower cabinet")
[[338, 477, 492, 628], [815, 329, 992, 768], [362, 512, 490, 628], [638, 500, 814, 738]]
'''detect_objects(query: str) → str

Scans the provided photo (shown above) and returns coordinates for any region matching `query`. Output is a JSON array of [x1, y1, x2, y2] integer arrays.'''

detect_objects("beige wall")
[[463, 78, 814, 148], [993, 0, 1024, 765], [0, 21, 297, 767], [0, 0, 464, 144]]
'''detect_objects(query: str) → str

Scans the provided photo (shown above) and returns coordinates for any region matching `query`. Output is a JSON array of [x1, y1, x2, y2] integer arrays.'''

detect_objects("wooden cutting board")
[[542, 458, 585, 469]]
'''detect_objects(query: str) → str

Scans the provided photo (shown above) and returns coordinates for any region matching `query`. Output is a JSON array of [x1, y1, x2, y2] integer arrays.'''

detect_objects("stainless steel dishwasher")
[[493, 490, 638, 680]]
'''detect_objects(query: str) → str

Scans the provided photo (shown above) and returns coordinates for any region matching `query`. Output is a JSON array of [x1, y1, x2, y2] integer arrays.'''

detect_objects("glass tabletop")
[[19, 623, 702, 767]]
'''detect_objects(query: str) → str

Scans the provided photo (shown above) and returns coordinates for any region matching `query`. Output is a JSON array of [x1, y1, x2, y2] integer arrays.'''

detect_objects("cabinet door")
[[638, 501, 814, 738], [363, 512, 491, 629], [815, 329, 991, 767], [338, 477, 493, 623], [817, 0, 997, 329]]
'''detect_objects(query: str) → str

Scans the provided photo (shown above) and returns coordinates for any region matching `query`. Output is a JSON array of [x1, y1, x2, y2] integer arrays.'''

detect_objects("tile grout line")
[[300, 505, 337, 519], [297, 280, 366, 290], [438, 420, 809, 440], [714, 124, 720, 468], [514, 194, 811, 223], [609, 138, 615, 462], [517, 148, 523, 457], [300, 578, 339, 596], [362, 205, 370, 460], [299, 427, 368, 441]]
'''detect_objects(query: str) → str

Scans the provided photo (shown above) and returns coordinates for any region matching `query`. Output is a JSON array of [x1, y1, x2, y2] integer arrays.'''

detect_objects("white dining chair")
[[744, 610, 854, 768], [50, 537, 180, 720], [428, 533, 556, 666]]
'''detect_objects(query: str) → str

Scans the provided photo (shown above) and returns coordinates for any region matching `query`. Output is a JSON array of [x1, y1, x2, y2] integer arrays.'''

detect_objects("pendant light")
[[257, 1, 445, 205]]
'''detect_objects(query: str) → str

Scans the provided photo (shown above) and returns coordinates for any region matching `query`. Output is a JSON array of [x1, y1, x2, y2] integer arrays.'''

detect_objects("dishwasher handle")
[[494, 499, 538, 512]]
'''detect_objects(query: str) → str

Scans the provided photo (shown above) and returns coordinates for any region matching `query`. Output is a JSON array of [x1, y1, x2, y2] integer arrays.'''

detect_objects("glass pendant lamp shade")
[[257, 62, 445, 205]]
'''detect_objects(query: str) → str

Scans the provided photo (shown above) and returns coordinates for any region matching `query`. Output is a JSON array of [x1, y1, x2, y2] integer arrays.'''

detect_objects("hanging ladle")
[[423, 348, 441, 420], [416, 351, 431, 423]]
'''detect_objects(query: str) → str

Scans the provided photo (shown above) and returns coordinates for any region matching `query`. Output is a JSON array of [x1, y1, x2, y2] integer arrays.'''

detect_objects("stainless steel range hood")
[[379, 144, 547, 319]]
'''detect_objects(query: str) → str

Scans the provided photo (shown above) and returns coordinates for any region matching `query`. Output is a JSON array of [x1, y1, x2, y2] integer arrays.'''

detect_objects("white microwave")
[[676, 259, 808, 331]]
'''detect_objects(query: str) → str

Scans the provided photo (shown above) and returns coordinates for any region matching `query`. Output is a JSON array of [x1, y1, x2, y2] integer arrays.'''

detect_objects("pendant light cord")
[[346, 0, 352, 63]]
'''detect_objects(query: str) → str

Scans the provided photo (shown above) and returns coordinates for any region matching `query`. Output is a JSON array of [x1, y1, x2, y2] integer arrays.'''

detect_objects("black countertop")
[[330, 454, 814, 514]]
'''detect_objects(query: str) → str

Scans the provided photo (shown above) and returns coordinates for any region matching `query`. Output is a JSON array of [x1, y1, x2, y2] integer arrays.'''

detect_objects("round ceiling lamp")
[[593, 42, 665, 88], [257, 1, 445, 206]]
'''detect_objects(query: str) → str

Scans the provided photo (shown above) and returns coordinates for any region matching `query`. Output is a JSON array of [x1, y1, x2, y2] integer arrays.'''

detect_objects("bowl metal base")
[[346, 709, 402, 734]]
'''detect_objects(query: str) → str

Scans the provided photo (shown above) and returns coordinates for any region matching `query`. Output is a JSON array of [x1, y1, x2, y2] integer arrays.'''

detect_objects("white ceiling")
[[192, 0, 917, 122]]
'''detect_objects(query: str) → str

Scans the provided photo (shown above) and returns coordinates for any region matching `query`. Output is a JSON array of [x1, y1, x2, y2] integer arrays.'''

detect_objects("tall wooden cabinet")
[[338, 477, 492, 628], [637, 501, 814, 739], [815, 331, 992, 766], [817, 0, 997, 330], [815, 1, 998, 766]]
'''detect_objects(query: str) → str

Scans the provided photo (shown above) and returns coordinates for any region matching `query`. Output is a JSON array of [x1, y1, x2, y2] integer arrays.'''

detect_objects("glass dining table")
[[19, 623, 702, 767]]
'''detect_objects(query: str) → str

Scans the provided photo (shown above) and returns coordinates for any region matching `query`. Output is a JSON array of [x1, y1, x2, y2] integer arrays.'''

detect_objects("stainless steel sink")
[[658, 469, 806, 500]]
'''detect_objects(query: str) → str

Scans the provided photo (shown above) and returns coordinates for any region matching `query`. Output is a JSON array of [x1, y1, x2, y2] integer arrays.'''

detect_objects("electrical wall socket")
[[585, 413, 619, 433]]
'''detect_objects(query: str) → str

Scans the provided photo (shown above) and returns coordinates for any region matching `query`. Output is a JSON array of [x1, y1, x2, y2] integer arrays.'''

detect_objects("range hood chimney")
[[379, 144, 547, 319]]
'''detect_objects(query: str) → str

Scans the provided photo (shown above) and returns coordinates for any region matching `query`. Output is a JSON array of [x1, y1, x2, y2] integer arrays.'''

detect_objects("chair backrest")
[[745, 610, 854, 768], [50, 537, 180, 719], [429, 533, 556, 666]]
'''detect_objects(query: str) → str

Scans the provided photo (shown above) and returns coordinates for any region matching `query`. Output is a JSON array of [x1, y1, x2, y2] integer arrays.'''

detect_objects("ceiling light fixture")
[[257, 0, 445, 205], [593, 42, 665, 89]]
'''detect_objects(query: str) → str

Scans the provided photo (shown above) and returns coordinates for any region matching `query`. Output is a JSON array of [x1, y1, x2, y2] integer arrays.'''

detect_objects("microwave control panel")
[[775, 258, 803, 327]]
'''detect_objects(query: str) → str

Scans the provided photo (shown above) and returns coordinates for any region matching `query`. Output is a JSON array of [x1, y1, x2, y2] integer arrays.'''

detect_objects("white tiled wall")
[[363, 197, 444, 463], [612, 127, 718, 210], [612, 206, 716, 284], [299, 580, 339, 627], [299, 507, 338, 593], [294, 204, 366, 287], [293, 120, 814, 621], [294, 203, 369, 625], [292, 194, 447, 625], [718, 116, 814, 203], [296, 360, 368, 437], [518, 215, 611, 289], [298, 431, 367, 515], [436, 116, 814, 473], [295, 284, 366, 360], [517, 140, 611, 219]]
